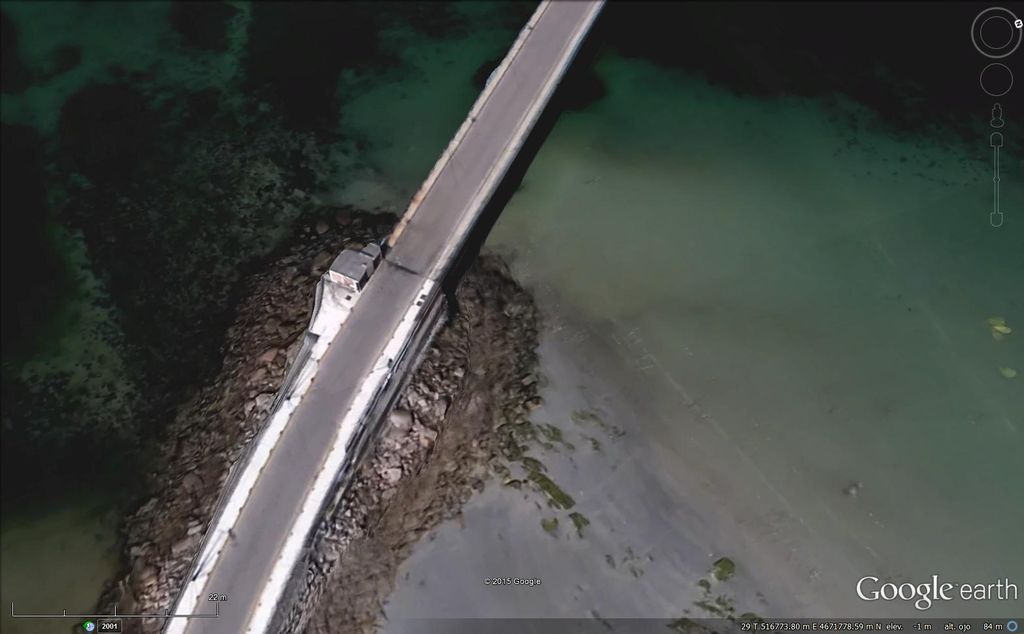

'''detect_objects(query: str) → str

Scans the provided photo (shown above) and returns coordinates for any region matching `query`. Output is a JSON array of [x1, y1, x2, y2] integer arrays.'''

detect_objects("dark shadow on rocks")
[[49, 85, 350, 504], [0, 128, 129, 506], [378, 0, 462, 39], [52, 45, 82, 74], [1, 10, 32, 93], [0, 124, 69, 368], [57, 83, 163, 183], [180, 87, 223, 129], [168, 0, 238, 52], [244, 2, 389, 129]]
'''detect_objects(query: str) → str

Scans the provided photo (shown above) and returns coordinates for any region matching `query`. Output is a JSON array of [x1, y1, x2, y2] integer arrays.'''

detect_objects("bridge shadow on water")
[[441, 23, 606, 313]]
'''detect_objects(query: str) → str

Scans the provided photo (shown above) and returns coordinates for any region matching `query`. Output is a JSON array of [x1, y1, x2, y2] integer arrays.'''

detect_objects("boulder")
[[388, 409, 413, 432], [382, 467, 401, 484]]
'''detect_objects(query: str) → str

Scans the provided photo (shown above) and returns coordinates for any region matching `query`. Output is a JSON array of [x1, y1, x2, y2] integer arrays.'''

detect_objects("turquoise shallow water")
[[483, 54, 1024, 615], [384, 49, 1023, 619]]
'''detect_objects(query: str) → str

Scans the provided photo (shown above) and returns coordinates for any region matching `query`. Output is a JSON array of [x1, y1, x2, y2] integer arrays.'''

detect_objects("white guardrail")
[[244, 279, 436, 633], [164, 277, 360, 634]]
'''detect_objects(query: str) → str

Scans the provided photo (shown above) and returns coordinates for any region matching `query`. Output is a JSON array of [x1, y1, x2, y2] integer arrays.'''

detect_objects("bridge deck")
[[171, 2, 602, 633]]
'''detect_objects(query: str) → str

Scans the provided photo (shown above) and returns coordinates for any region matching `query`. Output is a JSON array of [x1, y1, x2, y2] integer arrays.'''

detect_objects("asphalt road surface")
[[176, 3, 602, 632]]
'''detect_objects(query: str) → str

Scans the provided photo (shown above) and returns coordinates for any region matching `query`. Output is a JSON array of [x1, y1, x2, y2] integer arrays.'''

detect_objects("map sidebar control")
[[972, 6, 1020, 227]]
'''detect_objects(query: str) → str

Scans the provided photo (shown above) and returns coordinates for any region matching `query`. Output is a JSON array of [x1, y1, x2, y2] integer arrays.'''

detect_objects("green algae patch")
[[693, 599, 723, 617], [538, 422, 564, 442], [541, 516, 559, 535], [520, 456, 546, 473], [670, 555, 759, 630], [694, 594, 737, 619], [711, 557, 736, 581], [528, 471, 575, 509], [491, 461, 511, 480], [668, 618, 713, 633], [512, 422, 538, 444], [503, 478, 523, 490], [571, 408, 603, 425], [571, 408, 625, 438], [987, 316, 1012, 340], [569, 511, 590, 537], [538, 423, 576, 451], [500, 439, 525, 461]]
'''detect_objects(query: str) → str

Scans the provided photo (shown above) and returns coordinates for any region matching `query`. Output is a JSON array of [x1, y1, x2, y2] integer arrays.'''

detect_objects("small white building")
[[308, 243, 384, 338], [326, 243, 383, 292]]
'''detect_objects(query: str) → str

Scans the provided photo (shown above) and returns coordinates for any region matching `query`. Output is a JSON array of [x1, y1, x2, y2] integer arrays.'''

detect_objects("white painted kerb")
[[164, 279, 356, 634], [388, 1, 552, 247], [428, 0, 604, 283], [243, 279, 436, 633]]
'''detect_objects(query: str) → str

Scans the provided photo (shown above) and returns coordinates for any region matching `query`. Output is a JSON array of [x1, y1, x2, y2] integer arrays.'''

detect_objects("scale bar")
[[11, 601, 220, 619]]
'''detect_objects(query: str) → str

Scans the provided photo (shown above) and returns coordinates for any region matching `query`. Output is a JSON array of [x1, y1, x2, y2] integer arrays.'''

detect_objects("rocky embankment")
[[96, 209, 393, 632], [97, 209, 546, 634], [278, 256, 543, 634]]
